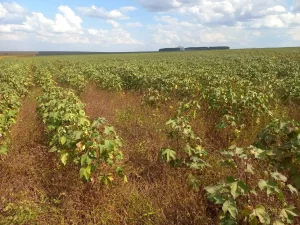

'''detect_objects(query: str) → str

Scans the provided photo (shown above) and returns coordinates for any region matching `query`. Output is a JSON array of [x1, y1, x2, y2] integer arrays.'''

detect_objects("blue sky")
[[0, 0, 300, 51]]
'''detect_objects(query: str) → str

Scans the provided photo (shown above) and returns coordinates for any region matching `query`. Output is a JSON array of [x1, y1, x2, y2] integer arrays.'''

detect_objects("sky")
[[0, 0, 300, 51]]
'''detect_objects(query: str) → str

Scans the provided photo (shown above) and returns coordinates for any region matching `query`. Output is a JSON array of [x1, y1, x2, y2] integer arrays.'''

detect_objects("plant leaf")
[[80, 166, 91, 181], [161, 148, 176, 162], [49, 146, 57, 152], [271, 172, 287, 182], [60, 152, 69, 166], [0, 145, 8, 155], [280, 206, 298, 224], [252, 205, 270, 224], [222, 200, 238, 219], [60, 136, 67, 145], [245, 164, 254, 174], [287, 184, 298, 195]]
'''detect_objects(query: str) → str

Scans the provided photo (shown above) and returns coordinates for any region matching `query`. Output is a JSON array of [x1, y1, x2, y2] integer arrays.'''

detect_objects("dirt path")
[[0, 89, 46, 222], [79, 83, 216, 224], [0, 89, 46, 193], [0, 88, 82, 224], [80, 82, 141, 122]]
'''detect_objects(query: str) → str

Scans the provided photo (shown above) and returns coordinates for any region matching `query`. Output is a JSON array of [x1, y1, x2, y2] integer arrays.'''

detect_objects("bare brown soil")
[[79, 82, 217, 224]]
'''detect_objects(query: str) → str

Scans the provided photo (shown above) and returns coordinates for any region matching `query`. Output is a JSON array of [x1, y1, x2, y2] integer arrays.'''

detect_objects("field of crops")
[[0, 48, 300, 224]]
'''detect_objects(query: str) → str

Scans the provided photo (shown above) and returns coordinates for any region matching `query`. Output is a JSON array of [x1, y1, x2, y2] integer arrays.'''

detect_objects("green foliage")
[[26, 52, 300, 142], [160, 148, 176, 162], [206, 145, 298, 224], [34, 66, 124, 183], [142, 88, 171, 107], [0, 61, 33, 155], [255, 119, 300, 188], [161, 100, 209, 186], [2, 49, 300, 223], [56, 65, 87, 93]]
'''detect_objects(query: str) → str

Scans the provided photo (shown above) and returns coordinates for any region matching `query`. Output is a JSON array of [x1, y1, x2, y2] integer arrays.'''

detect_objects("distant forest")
[[159, 46, 230, 52], [0, 46, 230, 56]]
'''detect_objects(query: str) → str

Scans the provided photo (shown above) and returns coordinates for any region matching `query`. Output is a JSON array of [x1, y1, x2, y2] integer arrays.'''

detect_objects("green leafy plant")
[[0, 61, 33, 155], [254, 119, 300, 188], [142, 88, 171, 107], [205, 145, 298, 224], [34, 66, 125, 183], [161, 100, 209, 186], [56, 65, 87, 93]]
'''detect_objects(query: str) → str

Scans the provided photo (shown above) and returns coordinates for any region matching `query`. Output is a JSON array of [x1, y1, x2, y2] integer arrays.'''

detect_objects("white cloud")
[[251, 12, 300, 28], [2, 2, 26, 14], [152, 26, 229, 46], [279, 12, 300, 25], [0, 24, 13, 32], [257, 5, 286, 16], [0, 4, 143, 48], [138, 0, 289, 26], [36, 33, 90, 44], [155, 15, 179, 24], [24, 12, 54, 32], [179, 1, 236, 24], [107, 20, 120, 28], [87, 28, 143, 45], [52, 6, 82, 33], [252, 15, 285, 28], [1, 1, 300, 51], [293, 0, 300, 12], [288, 26, 300, 40], [0, 3, 8, 18], [0, 2, 27, 24], [201, 33, 227, 42], [0, 5, 82, 34], [154, 15, 203, 28], [126, 22, 143, 27], [77, 5, 135, 20], [136, 0, 183, 12], [0, 32, 27, 41], [153, 29, 180, 45], [151, 16, 232, 47], [252, 31, 261, 36], [119, 6, 137, 12]]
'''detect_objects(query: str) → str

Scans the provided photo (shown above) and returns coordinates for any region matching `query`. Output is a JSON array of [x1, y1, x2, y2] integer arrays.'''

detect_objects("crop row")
[[0, 60, 33, 155], [33, 64, 125, 183], [31, 51, 300, 141], [38, 51, 300, 105], [161, 100, 300, 224]]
